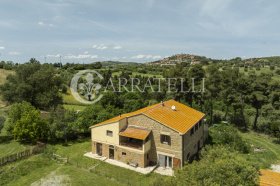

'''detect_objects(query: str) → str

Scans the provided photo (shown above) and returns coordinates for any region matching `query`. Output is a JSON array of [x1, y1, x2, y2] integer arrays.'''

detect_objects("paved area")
[[271, 164, 280, 173], [84, 152, 107, 161], [154, 166, 174, 176], [84, 152, 173, 176]]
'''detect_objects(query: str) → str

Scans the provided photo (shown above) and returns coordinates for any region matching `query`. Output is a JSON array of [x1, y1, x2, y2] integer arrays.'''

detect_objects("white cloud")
[[92, 44, 108, 50], [46, 54, 61, 58], [64, 54, 98, 59], [131, 54, 162, 60], [113, 45, 122, 50], [8, 51, 21, 55], [84, 51, 89, 54], [38, 21, 54, 27], [0, 46, 5, 50]]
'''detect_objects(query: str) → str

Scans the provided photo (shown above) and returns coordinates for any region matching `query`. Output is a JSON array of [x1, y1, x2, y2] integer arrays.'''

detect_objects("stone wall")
[[115, 146, 146, 167], [127, 114, 183, 167], [182, 120, 205, 164], [92, 141, 146, 167]]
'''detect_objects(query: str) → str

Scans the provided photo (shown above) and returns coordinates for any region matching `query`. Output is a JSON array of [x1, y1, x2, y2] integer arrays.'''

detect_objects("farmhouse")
[[90, 99, 207, 169]]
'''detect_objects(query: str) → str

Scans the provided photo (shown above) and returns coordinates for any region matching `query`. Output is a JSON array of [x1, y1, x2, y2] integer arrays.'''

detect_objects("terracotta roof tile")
[[119, 127, 151, 140], [90, 99, 205, 134], [260, 169, 280, 186]]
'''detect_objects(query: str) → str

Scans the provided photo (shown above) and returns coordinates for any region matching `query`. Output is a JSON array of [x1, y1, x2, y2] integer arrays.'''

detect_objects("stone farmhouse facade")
[[90, 100, 207, 169]]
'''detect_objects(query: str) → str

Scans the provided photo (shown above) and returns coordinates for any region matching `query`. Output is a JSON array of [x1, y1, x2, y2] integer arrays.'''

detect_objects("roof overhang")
[[119, 127, 151, 140]]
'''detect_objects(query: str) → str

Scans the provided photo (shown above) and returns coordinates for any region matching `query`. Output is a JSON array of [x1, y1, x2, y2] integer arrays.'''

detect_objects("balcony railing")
[[119, 141, 143, 150]]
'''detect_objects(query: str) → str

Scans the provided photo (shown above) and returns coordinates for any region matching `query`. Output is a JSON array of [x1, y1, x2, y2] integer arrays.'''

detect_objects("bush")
[[7, 102, 49, 142], [209, 124, 250, 153], [173, 146, 259, 186], [270, 66, 275, 71], [0, 116, 5, 133], [213, 110, 224, 123]]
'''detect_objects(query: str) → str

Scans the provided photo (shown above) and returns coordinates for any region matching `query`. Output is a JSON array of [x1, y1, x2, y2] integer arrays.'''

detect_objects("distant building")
[[90, 100, 207, 169]]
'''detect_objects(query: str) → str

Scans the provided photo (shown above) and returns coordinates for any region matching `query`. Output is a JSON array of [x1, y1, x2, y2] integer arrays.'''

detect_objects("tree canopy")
[[0, 58, 63, 110]]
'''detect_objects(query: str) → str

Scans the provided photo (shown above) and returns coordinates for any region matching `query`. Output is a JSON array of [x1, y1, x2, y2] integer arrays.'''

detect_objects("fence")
[[0, 142, 46, 166]]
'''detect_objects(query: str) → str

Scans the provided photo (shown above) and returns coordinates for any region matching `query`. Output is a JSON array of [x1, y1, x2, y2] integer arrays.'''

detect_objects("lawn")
[[63, 104, 87, 111], [240, 131, 280, 168], [0, 140, 30, 158], [62, 89, 84, 105], [0, 140, 162, 186]]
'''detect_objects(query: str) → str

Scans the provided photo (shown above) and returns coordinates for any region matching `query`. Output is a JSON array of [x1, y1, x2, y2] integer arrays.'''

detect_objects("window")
[[106, 130, 113, 137], [190, 128, 194, 135], [160, 134, 171, 145], [199, 121, 202, 128], [122, 152, 126, 156]]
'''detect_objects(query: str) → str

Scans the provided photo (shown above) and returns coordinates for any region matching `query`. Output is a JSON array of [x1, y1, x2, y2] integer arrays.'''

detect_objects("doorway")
[[109, 145, 114, 159], [158, 154, 172, 168], [96, 143, 102, 156]]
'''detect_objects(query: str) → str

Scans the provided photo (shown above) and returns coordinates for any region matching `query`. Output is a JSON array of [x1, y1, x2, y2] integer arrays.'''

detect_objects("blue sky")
[[0, 0, 280, 63]]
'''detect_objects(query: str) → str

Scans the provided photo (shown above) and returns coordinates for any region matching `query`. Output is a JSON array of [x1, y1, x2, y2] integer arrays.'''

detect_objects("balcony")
[[119, 138, 143, 150], [119, 126, 151, 151]]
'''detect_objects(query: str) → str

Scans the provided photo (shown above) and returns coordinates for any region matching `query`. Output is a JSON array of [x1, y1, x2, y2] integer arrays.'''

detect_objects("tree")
[[11, 102, 48, 142], [174, 146, 258, 186], [0, 59, 63, 110], [210, 124, 250, 153], [5, 101, 37, 134], [48, 107, 77, 143], [76, 104, 116, 133], [247, 93, 267, 130]]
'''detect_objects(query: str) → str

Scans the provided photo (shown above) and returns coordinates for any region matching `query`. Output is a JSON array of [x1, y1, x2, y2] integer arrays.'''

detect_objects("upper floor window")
[[160, 134, 171, 145], [106, 130, 113, 137]]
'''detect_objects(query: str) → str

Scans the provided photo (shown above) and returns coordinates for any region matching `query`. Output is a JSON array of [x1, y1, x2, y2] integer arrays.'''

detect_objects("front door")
[[109, 145, 114, 159], [96, 143, 102, 156]]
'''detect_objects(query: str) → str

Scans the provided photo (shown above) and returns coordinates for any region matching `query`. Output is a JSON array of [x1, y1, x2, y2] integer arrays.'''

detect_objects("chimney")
[[161, 101, 164, 106], [171, 105, 176, 111]]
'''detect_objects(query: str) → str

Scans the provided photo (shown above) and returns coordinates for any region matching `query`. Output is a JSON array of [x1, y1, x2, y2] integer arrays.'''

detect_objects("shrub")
[[209, 124, 250, 153], [270, 66, 275, 71], [173, 146, 259, 186], [0, 116, 5, 133], [213, 110, 224, 123]]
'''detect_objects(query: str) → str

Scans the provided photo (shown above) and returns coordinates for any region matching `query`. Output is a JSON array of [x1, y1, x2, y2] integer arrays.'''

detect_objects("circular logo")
[[70, 70, 103, 104]]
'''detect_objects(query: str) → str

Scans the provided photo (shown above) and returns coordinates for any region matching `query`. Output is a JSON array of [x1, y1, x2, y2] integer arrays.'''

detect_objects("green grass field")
[[0, 69, 14, 85], [0, 131, 279, 185], [63, 104, 87, 111], [240, 131, 280, 168], [0, 140, 30, 158], [0, 140, 162, 186]]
